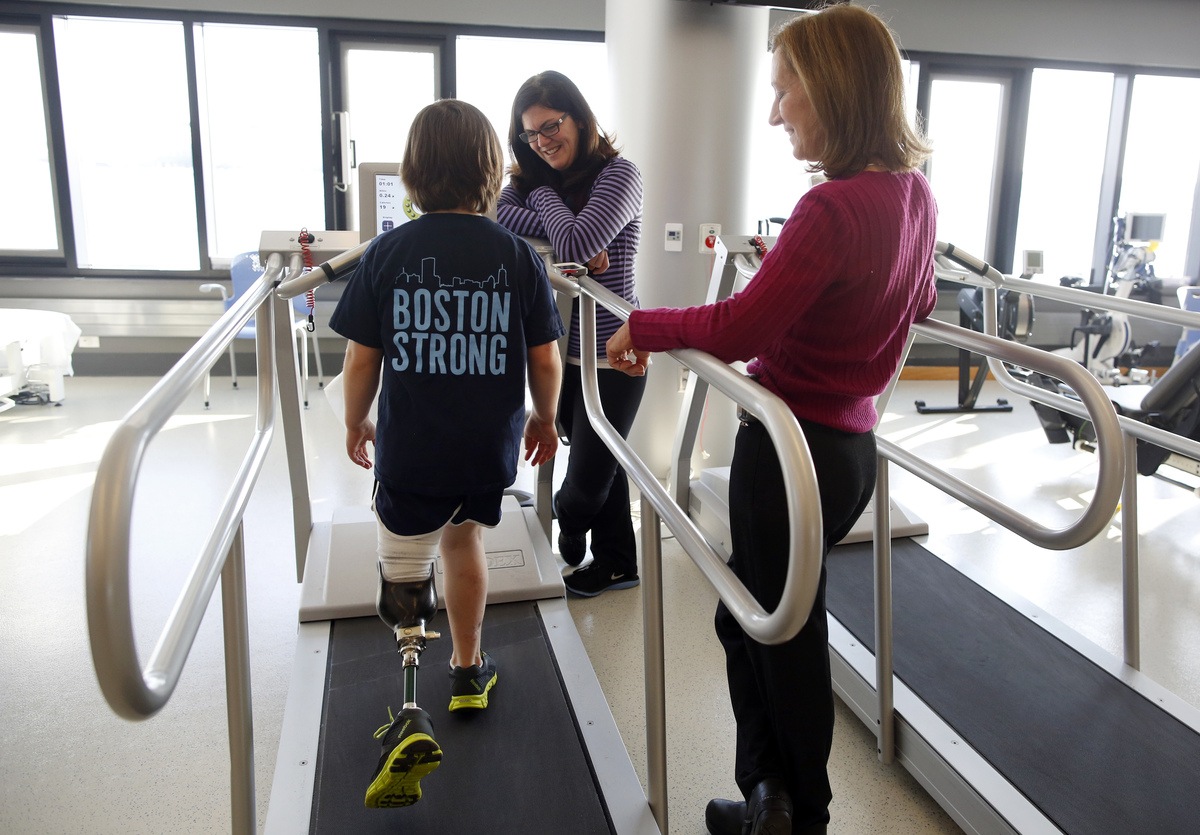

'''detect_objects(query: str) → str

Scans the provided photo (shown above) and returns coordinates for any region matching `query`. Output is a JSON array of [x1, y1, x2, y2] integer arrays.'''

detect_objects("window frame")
[[0, 2, 601, 280], [3, 2, 1196, 285], [907, 49, 1200, 285], [1, 15, 70, 265]]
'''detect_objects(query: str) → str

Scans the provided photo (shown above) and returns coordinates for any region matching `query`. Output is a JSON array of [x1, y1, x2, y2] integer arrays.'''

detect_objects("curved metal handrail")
[[896, 317, 1125, 549], [572, 276, 825, 645], [935, 241, 1200, 463], [85, 253, 287, 719]]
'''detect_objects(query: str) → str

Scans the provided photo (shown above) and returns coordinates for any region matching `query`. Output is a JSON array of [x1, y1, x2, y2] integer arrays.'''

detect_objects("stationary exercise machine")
[[668, 237, 1200, 834]]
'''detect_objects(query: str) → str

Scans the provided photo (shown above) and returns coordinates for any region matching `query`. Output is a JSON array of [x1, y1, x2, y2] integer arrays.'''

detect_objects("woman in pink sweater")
[[607, 7, 937, 835]]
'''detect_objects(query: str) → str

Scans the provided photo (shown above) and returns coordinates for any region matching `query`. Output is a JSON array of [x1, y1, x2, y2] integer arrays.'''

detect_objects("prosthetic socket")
[[377, 564, 440, 709]]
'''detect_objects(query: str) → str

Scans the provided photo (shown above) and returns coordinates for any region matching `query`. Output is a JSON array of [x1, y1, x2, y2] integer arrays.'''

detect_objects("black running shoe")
[[364, 706, 442, 809], [448, 650, 498, 711], [553, 492, 588, 566], [558, 531, 587, 566], [564, 564, 640, 597]]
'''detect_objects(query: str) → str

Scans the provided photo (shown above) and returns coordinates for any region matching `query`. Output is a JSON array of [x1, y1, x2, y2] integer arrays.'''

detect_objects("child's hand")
[[346, 419, 376, 470], [523, 415, 558, 468]]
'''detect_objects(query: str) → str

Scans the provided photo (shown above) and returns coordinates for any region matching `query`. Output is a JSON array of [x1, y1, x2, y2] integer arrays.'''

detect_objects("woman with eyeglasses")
[[606, 7, 937, 835], [496, 70, 646, 598]]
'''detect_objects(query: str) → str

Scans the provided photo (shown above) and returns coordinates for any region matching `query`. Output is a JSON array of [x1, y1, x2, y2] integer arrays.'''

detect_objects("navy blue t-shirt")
[[329, 213, 565, 496]]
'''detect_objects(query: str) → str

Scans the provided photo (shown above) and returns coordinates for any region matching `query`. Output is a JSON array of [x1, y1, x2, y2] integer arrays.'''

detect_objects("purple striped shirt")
[[497, 156, 642, 360]]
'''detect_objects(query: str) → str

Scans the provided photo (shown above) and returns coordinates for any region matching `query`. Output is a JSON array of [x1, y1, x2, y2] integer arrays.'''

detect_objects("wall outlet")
[[78, 335, 100, 348], [699, 223, 721, 254]]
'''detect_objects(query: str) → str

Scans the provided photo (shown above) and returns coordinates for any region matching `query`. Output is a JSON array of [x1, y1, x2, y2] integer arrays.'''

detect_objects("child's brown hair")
[[402, 99, 504, 214]]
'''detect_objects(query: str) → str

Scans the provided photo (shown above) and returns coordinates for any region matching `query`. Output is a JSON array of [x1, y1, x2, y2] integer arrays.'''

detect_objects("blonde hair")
[[402, 99, 504, 214], [770, 4, 931, 178]]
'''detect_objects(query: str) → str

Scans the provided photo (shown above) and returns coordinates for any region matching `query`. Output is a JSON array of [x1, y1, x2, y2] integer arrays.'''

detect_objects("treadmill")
[[672, 238, 1200, 834], [265, 479, 659, 834], [259, 225, 660, 833]]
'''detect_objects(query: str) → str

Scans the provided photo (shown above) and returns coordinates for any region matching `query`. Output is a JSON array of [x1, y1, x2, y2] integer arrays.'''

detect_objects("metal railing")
[[664, 238, 1129, 770], [870, 316, 1126, 762], [86, 251, 313, 835], [934, 241, 1200, 668]]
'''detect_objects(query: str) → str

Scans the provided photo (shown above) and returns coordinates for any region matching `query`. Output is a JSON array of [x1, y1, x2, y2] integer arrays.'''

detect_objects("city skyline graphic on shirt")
[[395, 257, 510, 291]]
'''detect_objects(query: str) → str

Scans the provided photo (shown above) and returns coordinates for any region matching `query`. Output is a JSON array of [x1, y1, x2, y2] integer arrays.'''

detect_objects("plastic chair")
[[200, 251, 324, 409]]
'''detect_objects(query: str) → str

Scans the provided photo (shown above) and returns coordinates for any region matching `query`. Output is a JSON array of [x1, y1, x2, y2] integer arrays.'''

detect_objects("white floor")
[[0, 375, 1196, 834]]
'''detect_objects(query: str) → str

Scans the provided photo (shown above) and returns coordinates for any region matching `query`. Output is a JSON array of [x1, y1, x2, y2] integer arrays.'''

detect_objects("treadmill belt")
[[826, 539, 1200, 835], [310, 601, 613, 834]]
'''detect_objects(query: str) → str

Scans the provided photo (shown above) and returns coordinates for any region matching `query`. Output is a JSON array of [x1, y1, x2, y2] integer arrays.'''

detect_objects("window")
[[194, 23, 324, 263], [926, 76, 1008, 260], [455, 35, 609, 175], [54, 16, 199, 270], [1014, 69, 1113, 283], [746, 57, 920, 229], [1118, 74, 1200, 280], [0, 27, 59, 254], [747, 46, 813, 225], [340, 42, 439, 231]]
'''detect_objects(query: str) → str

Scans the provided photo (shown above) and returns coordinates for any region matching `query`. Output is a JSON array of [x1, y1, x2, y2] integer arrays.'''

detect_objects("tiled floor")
[[1, 375, 1195, 833]]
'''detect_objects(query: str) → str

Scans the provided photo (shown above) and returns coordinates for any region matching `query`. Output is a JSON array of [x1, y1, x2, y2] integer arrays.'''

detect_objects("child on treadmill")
[[329, 98, 564, 809]]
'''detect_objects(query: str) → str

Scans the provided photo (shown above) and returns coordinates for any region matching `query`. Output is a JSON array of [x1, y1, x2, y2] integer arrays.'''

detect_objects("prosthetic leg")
[[377, 564, 441, 707], [364, 565, 443, 809]]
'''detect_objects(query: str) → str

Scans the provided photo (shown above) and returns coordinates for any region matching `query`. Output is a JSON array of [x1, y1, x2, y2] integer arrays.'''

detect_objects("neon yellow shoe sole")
[[448, 669, 498, 712], [364, 732, 442, 808]]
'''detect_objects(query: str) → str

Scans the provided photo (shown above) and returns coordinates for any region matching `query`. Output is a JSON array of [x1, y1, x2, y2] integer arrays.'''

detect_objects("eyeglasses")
[[518, 115, 568, 144]]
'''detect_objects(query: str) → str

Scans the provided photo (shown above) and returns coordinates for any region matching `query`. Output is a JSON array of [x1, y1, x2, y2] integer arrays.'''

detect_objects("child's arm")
[[523, 340, 562, 468], [342, 340, 383, 470]]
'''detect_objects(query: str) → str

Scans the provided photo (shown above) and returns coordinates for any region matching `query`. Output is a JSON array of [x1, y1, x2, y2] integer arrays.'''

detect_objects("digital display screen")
[[376, 174, 402, 237], [1124, 213, 1165, 244]]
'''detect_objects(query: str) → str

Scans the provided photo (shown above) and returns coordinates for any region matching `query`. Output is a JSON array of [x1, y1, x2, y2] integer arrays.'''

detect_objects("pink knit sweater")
[[629, 170, 938, 433]]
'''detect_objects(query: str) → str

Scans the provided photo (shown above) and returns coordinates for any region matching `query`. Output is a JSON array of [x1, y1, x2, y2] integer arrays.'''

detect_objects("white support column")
[[606, 0, 770, 475]]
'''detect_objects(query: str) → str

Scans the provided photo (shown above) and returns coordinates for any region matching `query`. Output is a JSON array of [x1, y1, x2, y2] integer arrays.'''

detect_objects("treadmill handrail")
[[85, 253, 289, 719], [936, 240, 1200, 332], [933, 242, 1200, 463], [571, 275, 826, 646], [896, 317, 1125, 549]]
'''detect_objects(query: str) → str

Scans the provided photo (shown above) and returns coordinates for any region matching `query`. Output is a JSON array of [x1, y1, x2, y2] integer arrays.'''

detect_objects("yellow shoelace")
[[373, 706, 396, 739]]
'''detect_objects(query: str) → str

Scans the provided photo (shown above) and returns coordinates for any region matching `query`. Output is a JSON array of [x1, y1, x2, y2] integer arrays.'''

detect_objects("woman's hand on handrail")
[[586, 249, 610, 275], [606, 322, 650, 376]]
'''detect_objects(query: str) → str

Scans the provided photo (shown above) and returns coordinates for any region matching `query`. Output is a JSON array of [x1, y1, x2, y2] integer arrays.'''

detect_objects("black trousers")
[[715, 418, 876, 828], [554, 363, 647, 575]]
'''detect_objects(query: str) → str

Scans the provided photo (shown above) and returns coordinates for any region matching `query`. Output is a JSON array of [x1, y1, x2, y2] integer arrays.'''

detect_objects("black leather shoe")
[[746, 778, 792, 835], [705, 797, 746, 835]]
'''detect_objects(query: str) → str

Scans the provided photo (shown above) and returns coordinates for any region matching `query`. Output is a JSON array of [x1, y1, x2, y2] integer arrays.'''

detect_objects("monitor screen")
[[357, 162, 420, 243], [1124, 212, 1165, 244]]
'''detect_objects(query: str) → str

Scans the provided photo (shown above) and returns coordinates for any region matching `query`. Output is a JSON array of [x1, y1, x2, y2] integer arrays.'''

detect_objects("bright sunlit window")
[[0, 28, 59, 253], [746, 57, 921, 230], [926, 77, 1007, 261], [455, 35, 609, 177], [747, 47, 813, 227], [342, 44, 438, 231], [194, 23, 324, 263], [1118, 74, 1200, 281], [1014, 69, 1113, 283], [55, 16, 199, 270]]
